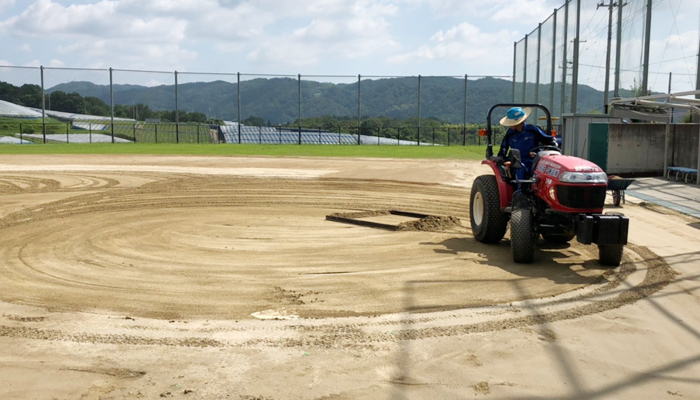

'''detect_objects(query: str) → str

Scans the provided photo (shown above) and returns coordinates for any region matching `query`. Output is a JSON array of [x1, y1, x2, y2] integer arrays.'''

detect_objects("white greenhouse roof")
[[0, 100, 42, 118]]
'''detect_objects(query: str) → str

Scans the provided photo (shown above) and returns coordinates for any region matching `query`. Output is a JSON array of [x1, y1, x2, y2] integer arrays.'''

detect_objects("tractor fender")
[[480, 159, 514, 210]]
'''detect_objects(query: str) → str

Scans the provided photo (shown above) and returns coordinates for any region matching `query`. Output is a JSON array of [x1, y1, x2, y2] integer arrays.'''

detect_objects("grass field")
[[0, 143, 487, 160]]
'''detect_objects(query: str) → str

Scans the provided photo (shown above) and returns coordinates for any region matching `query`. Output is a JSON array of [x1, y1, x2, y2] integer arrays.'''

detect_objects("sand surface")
[[0, 154, 697, 399]]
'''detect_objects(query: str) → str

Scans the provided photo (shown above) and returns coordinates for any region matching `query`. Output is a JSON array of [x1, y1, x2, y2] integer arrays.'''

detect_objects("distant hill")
[[48, 77, 627, 125]]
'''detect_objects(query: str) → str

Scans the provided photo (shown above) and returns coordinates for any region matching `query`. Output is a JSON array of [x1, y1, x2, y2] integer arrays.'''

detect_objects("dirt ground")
[[0, 154, 698, 399]]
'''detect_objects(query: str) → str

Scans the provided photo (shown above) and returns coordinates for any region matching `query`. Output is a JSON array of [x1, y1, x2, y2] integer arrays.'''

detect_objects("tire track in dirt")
[[0, 172, 675, 349]]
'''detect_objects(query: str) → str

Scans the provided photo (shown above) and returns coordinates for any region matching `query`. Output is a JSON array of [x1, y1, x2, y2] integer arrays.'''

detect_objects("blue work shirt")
[[497, 123, 557, 174]]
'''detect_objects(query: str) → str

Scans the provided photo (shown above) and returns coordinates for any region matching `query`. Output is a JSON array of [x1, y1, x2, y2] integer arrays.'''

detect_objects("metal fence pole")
[[523, 34, 528, 103], [614, 0, 624, 98], [417, 74, 421, 145], [550, 8, 557, 116], [175, 70, 179, 143], [561, 0, 569, 115], [535, 23, 542, 116], [40, 66, 46, 143], [464, 74, 468, 146], [357, 74, 361, 145], [641, 0, 652, 95], [571, 0, 581, 113], [110, 67, 115, 143], [696, 34, 700, 99], [298, 73, 302, 145], [512, 44, 517, 103], [602, 0, 613, 113], [237, 72, 241, 144]]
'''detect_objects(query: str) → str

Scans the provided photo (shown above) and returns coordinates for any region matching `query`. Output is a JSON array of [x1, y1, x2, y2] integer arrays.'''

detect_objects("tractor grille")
[[556, 185, 606, 209]]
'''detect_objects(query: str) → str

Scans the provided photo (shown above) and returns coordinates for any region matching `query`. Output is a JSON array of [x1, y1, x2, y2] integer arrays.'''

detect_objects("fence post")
[[357, 74, 362, 145], [155, 124, 158, 143], [175, 70, 179, 143], [417, 74, 421, 146], [298, 73, 302, 145], [66, 123, 69, 143], [90, 124, 92, 143], [523, 34, 528, 103], [432, 127, 435, 146], [110, 67, 114, 143], [237, 72, 241, 144], [447, 127, 451, 146], [464, 74, 468, 141], [133, 123, 136, 143], [197, 125, 200, 144]]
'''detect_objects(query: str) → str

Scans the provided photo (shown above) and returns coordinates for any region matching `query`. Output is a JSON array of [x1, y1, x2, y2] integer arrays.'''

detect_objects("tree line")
[[1, 80, 507, 142], [0, 81, 215, 124]]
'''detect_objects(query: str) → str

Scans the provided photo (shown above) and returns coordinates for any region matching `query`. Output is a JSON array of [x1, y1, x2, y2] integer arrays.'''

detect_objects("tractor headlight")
[[559, 171, 608, 184]]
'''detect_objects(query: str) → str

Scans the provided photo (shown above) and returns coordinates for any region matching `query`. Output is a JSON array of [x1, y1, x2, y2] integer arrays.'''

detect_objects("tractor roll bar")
[[485, 103, 552, 158]]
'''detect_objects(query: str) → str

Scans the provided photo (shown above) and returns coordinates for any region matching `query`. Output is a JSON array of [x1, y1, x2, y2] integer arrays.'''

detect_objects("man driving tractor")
[[494, 106, 558, 179]]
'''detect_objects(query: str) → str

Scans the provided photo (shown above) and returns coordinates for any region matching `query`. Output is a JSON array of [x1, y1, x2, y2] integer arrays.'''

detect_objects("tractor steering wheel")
[[529, 145, 560, 153]]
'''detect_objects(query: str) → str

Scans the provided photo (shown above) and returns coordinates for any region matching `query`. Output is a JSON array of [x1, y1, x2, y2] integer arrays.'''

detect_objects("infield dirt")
[[0, 154, 698, 399]]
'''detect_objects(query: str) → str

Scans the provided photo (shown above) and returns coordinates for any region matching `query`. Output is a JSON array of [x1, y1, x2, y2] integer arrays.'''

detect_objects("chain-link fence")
[[1, 65, 515, 146], [513, 0, 700, 116]]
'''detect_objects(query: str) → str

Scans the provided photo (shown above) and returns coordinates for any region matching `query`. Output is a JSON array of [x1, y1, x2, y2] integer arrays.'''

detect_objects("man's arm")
[[532, 125, 557, 147], [496, 130, 512, 158]]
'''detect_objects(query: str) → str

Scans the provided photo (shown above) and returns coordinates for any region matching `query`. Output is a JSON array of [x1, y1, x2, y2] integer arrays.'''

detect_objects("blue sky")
[[0, 0, 698, 92]]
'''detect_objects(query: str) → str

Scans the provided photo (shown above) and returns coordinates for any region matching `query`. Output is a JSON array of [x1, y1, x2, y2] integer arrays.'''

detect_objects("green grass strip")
[[0, 143, 487, 160]]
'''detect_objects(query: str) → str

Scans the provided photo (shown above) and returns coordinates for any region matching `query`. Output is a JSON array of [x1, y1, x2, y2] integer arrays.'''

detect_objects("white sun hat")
[[499, 107, 531, 127]]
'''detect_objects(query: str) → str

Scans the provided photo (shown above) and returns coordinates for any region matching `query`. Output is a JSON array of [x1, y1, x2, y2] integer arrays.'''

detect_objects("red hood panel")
[[537, 154, 604, 173]]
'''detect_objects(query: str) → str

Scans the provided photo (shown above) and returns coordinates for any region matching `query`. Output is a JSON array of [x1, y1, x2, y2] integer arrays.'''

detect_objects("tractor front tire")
[[470, 175, 508, 243], [599, 244, 624, 266], [510, 208, 535, 263]]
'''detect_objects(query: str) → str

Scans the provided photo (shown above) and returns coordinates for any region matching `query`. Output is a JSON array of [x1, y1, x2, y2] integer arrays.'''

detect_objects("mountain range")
[[48, 77, 625, 125]]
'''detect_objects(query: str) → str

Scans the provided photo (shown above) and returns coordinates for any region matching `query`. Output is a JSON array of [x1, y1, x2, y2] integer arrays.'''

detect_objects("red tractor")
[[470, 104, 628, 265]]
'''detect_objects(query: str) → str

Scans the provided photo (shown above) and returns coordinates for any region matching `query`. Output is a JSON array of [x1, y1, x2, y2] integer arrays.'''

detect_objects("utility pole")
[[598, 0, 615, 113], [696, 31, 700, 99], [641, 0, 652, 95], [571, 0, 581, 114], [614, 0, 625, 98]]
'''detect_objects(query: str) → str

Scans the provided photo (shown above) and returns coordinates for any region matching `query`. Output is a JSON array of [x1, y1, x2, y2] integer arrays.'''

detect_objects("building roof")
[[0, 100, 42, 118]]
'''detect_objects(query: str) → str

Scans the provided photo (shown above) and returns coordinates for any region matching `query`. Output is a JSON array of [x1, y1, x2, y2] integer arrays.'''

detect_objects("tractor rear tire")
[[510, 208, 535, 263], [470, 175, 508, 243], [599, 244, 624, 266], [542, 232, 575, 244]]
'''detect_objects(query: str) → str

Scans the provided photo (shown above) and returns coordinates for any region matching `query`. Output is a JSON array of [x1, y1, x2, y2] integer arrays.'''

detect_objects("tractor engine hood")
[[535, 154, 608, 184]]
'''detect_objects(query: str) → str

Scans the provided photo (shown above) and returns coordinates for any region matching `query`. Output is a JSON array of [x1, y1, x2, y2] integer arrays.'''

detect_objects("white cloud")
[[240, 0, 400, 69], [388, 22, 517, 74], [0, 0, 14, 12], [19, 43, 31, 52]]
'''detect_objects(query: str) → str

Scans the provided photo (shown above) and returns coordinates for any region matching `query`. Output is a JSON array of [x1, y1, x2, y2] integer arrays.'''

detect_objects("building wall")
[[671, 124, 700, 169], [607, 124, 666, 174], [563, 115, 700, 176]]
